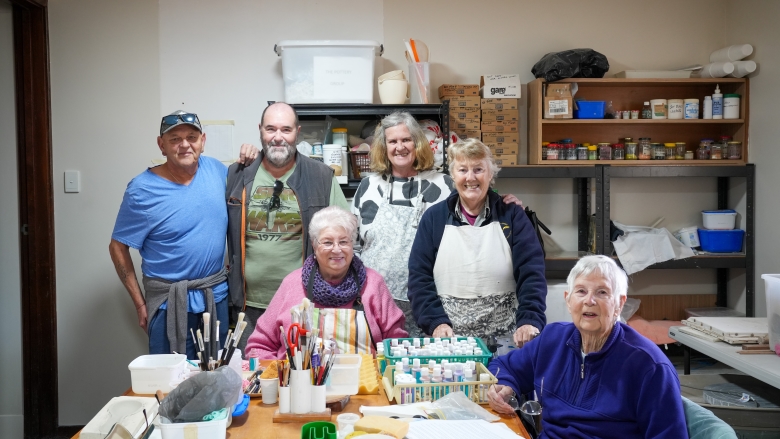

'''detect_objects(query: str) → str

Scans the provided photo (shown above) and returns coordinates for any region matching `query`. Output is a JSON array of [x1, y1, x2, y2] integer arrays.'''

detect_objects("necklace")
[[167, 164, 183, 185]]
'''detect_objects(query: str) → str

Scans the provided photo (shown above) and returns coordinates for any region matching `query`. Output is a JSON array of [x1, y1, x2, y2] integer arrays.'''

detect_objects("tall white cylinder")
[[290, 369, 312, 414], [698, 62, 735, 78], [311, 385, 326, 413], [728, 60, 757, 78], [710, 44, 753, 62]]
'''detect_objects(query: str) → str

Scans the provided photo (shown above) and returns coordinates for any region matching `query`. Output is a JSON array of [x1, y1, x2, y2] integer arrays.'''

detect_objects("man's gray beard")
[[263, 139, 296, 167]]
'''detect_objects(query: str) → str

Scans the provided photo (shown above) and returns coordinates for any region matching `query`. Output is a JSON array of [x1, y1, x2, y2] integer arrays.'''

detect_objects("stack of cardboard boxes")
[[480, 75, 521, 166], [439, 84, 481, 140]]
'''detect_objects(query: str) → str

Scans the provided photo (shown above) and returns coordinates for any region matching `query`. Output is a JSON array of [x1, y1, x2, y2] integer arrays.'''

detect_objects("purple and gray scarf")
[[301, 254, 367, 307]]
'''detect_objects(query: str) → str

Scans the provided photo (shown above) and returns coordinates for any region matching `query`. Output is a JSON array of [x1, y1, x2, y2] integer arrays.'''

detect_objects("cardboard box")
[[445, 96, 481, 108], [450, 109, 481, 119], [481, 109, 518, 122], [544, 96, 573, 119], [545, 83, 572, 97], [485, 142, 519, 155], [480, 74, 521, 98], [453, 129, 481, 139], [493, 154, 518, 166], [481, 98, 518, 110], [482, 132, 519, 143], [438, 84, 479, 98], [449, 118, 481, 131], [481, 120, 519, 132]]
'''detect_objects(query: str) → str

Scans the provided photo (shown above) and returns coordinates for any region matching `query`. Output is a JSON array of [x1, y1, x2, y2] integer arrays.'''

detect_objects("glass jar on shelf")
[[711, 143, 723, 159], [587, 144, 598, 160], [727, 141, 742, 160], [612, 143, 625, 160], [332, 127, 348, 147], [598, 142, 612, 160], [625, 142, 638, 160], [566, 143, 577, 160], [700, 138, 714, 158], [546, 143, 560, 160], [652, 143, 666, 160], [664, 143, 676, 160], [541, 142, 549, 160], [576, 144, 588, 160], [675, 142, 686, 160], [697, 142, 709, 160], [637, 137, 652, 160]]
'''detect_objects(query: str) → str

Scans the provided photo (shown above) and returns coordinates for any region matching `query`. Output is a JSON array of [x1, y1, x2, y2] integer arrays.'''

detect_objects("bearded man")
[[226, 102, 349, 349]]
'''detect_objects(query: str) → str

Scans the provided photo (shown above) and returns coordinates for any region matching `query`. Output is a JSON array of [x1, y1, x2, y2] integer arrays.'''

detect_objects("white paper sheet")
[[406, 420, 522, 439], [202, 120, 234, 162]]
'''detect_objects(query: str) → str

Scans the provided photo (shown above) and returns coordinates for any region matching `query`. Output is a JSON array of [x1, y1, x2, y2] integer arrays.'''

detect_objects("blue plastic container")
[[697, 228, 744, 253], [574, 100, 606, 119]]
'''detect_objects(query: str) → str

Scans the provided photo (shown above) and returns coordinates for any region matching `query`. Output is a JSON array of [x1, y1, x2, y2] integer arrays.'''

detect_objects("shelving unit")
[[291, 103, 450, 197], [527, 78, 749, 165]]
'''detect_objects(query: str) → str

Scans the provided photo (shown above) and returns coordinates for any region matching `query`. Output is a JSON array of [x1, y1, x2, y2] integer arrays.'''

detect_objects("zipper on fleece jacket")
[[573, 359, 588, 406]]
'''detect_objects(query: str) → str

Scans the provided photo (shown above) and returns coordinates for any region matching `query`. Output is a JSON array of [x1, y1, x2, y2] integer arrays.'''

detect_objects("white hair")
[[308, 206, 357, 245], [566, 255, 628, 305]]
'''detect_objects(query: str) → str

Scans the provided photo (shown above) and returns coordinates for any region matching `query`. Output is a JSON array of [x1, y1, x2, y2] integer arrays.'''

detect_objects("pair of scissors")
[[287, 323, 307, 353]]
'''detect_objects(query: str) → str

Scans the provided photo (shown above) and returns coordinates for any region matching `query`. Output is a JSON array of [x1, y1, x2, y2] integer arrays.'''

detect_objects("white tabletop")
[[668, 326, 780, 389]]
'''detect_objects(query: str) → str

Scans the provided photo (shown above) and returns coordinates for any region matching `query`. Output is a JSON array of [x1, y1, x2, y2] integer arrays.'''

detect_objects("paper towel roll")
[[698, 62, 735, 78], [710, 44, 753, 62], [727, 60, 757, 78]]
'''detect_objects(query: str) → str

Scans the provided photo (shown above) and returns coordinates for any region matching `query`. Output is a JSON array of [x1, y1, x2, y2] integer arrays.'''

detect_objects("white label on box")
[[481, 74, 521, 98], [548, 100, 569, 115], [313, 57, 371, 101]]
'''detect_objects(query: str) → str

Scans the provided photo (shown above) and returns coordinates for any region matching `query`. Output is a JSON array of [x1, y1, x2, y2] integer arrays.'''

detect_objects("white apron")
[[361, 178, 426, 302], [432, 221, 517, 338]]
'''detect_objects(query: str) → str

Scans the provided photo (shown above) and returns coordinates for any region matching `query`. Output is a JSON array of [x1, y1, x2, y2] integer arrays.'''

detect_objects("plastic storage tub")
[[128, 354, 187, 394], [274, 40, 383, 104], [383, 337, 493, 367], [381, 362, 496, 404], [325, 354, 361, 396], [157, 416, 228, 439], [697, 228, 744, 253], [761, 274, 780, 354], [702, 209, 737, 230], [674, 226, 701, 248], [574, 100, 606, 119]]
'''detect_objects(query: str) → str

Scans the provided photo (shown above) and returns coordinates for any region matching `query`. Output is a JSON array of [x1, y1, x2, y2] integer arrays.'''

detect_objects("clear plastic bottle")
[[712, 84, 723, 119]]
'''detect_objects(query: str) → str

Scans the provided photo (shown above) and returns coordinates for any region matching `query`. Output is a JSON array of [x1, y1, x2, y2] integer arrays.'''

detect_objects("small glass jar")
[[638, 137, 652, 160], [541, 142, 549, 160], [675, 142, 686, 160], [664, 143, 676, 160], [652, 143, 666, 160], [710, 143, 723, 160], [700, 139, 714, 157], [332, 127, 348, 147], [697, 143, 709, 160], [622, 137, 633, 144], [576, 145, 588, 160], [546, 143, 559, 160], [641, 102, 652, 119], [625, 142, 638, 160], [587, 144, 598, 160], [598, 142, 612, 160], [685, 151, 694, 160], [727, 141, 742, 160], [612, 143, 625, 160], [564, 143, 577, 160]]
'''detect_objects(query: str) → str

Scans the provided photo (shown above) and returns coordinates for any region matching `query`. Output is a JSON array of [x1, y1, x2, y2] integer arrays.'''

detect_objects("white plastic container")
[[760, 274, 780, 354], [667, 99, 684, 119], [128, 354, 187, 394], [684, 99, 699, 119], [274, 40, 382, 104], [674, 226, 701, 248], [157, 416, 228, 439], [325, 354, 362, 396], [701, 209, 737, 230], [322, 144, 343, 176], [723, 94, 740, 119], [650, 99, 667, 119]]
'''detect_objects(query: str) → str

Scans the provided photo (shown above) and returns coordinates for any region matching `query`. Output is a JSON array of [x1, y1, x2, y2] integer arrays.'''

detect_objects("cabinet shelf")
[[542, 119, 744, 124]]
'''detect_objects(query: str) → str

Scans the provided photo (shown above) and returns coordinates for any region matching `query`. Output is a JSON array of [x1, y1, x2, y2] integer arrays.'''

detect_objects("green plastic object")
[[383, 336, 492, 366], [301, 421, 337, 439]]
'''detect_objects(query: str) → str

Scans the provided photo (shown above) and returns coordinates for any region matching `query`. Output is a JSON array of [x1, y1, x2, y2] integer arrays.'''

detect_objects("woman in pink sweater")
[[246, 206, 408, 359]]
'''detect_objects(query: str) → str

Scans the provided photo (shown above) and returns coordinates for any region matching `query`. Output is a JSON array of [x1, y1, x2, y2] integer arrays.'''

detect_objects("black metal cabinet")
[[290, 103, 450, 198]]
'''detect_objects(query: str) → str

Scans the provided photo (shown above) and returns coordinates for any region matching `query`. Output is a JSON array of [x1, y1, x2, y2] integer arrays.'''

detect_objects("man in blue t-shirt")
[[109, 110, 256, 360]]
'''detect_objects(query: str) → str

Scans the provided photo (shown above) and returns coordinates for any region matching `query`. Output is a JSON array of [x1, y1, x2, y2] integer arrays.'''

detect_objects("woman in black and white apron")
[[407, 138, 547, 347]]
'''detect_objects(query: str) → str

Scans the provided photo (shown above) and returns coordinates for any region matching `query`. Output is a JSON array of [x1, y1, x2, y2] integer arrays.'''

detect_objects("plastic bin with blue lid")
[[574, 100, 606, 119], [697, 228, 744, 253]]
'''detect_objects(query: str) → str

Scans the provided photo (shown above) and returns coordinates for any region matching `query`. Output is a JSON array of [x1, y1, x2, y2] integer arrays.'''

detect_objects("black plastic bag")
[[531, 49, 610, 82], [158, 366, 242, 423]]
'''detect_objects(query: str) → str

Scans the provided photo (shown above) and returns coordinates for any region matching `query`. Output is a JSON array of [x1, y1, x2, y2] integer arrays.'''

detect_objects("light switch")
[[64, 170, 80, 193]]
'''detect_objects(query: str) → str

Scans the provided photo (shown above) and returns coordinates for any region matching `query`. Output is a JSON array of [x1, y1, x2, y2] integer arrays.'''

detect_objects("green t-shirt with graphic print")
[[244, 164, 348, 308]]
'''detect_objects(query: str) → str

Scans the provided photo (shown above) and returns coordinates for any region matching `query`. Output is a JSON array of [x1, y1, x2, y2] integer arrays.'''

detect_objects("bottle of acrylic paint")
[[419, 368, 431, 401], [703, 96, 713, 119], [712, 84, 723, 119], [411, 358, 421, 381], [431, 369, 443, 400]]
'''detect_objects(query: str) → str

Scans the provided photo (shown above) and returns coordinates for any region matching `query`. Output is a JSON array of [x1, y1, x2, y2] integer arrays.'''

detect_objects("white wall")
[[0, 2, 24, 437], [50, 0, 780, 424], [725, 0, 780, 317]]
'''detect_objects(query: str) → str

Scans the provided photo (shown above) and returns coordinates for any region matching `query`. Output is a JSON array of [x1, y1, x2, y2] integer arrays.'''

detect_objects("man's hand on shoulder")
[[237, 143, 260, 165]]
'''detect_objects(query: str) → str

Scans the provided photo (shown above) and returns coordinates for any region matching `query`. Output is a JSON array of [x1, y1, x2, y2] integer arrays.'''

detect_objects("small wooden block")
[[737, 350, 775, 355], [272, 408, 332, 423], [742, 344, 770, 350], [326, 395, 350, 412]]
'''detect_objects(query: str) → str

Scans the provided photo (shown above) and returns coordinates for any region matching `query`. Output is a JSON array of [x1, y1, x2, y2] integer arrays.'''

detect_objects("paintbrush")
[[203, 312, 211, 370], [224, 321, 247, 364]]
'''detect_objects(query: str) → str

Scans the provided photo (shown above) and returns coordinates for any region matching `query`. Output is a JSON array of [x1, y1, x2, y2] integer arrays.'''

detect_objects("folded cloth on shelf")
[[612, 221, 694, 274]]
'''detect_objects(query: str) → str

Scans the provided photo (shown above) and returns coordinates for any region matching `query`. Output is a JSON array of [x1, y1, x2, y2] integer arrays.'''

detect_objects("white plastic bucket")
[[761, 274, 780, 354], [322, 144, 343, 176]]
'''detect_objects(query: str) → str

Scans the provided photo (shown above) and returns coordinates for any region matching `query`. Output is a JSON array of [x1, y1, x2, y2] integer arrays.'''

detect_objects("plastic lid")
[[433, 369, 442, 377], [664, 143, 675, 147], [702, 209, 736, 214], [395, 362, 404, 372], [428, 360, 436, 368], [333, 128, 348, 133], [402, 357, 409, 365], [614, 143, 625, 148], [391, 339, 398, 346], [465, 369, 473, 378], [588, 145, 598, 150], [644, 101, 650, 105], [480, 373, 491, 382], [420, 368, 429, 377], [444, 370, 453, 378], [704, 96, 712, 100], [275, 40, 383, 56], [412, 358, 420, 367], [724, 94, 741, 98], [715, 84, 721, 93]]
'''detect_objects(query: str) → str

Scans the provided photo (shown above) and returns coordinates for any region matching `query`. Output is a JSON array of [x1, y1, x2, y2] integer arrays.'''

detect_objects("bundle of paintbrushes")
[[311, 342, 337, 386], [278, 359, 290, 388], [190, 311, 248, 371]]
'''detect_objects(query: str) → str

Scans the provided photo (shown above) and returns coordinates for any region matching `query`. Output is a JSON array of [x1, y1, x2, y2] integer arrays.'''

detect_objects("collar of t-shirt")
[[454, 197, 490, 227]]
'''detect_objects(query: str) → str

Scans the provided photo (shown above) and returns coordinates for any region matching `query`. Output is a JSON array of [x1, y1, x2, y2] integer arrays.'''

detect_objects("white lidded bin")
[[325, 354, 362, 396], [128, 354, 187, 394], [157, 416, 228, 439], [701, 209, 737, 230], [274, 40, 383, 104], [761, 274, 780, 354]]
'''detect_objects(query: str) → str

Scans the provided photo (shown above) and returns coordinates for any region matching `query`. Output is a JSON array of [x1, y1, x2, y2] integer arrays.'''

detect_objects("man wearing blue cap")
[[109, 110, 257, 360]]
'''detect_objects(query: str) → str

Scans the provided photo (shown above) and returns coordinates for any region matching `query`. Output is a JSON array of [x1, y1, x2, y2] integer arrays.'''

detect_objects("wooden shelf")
[[542, 119, 744, 124], [533, 160, 746, 167]]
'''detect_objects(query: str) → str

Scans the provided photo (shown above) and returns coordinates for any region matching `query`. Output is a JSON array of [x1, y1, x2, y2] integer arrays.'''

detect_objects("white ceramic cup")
[[311, 384, 326, 413], [278, 386, 291, 414], [290, 369, 312, 414], [260, 378, 278, 405]]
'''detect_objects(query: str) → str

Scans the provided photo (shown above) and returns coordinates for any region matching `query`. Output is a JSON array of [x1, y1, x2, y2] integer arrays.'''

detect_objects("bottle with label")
[[638, 138, 652, 160], [703, 96, 713, 119], [712, 84, 723, 119], [376, 343, 387, 374], [641, 101, 652, 119]]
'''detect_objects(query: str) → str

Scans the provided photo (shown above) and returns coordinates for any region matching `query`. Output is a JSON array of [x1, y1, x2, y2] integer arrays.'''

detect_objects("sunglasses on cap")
[[267, 180, 284, 214], [160, 113, 202, 135]]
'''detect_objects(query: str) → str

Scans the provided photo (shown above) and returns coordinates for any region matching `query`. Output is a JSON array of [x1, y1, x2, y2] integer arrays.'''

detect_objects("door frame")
[[11, 0, 60, 437]]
